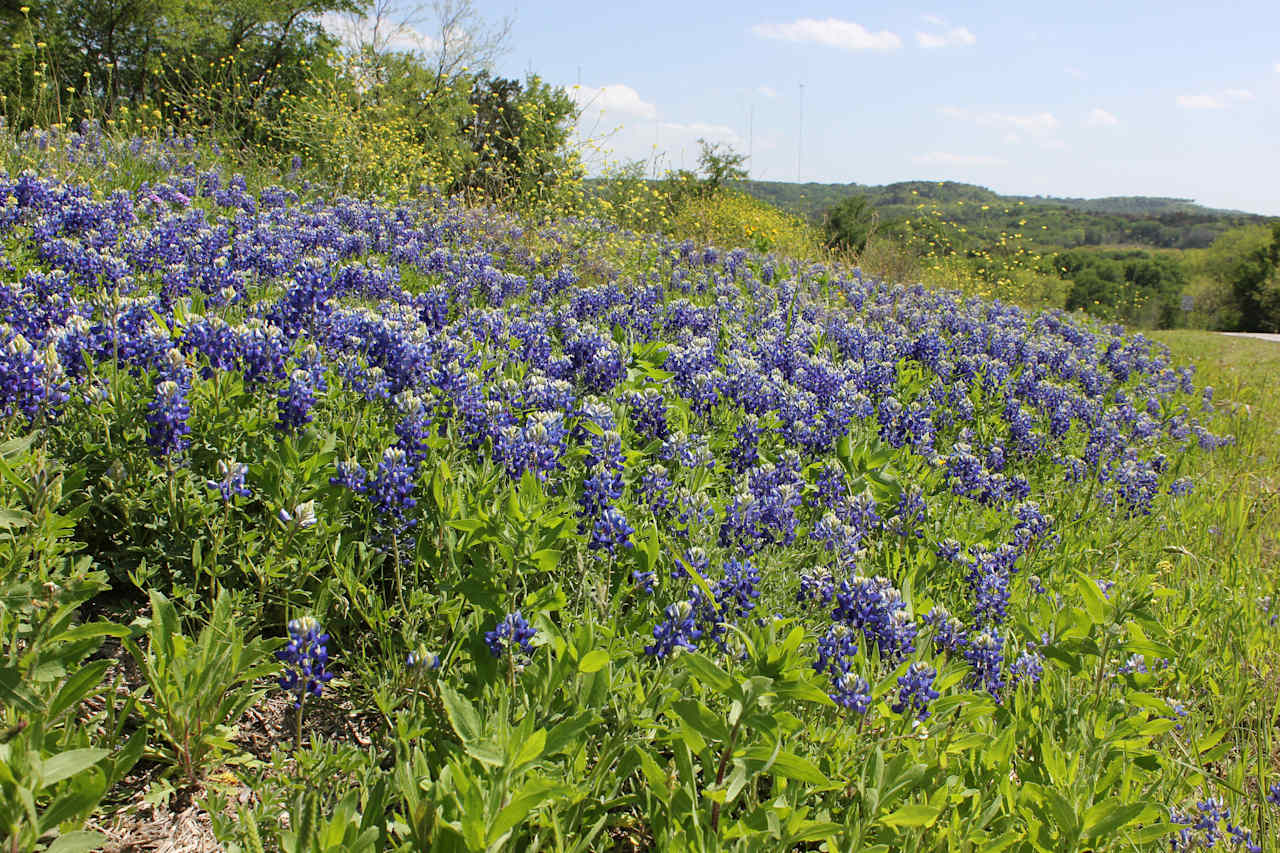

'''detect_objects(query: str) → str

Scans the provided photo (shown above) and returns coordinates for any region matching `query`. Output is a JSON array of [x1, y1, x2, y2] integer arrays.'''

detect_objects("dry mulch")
[[78, 607, 380, 851]]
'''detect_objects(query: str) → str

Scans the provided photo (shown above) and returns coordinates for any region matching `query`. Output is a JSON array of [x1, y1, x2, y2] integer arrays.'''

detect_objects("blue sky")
[[365, 1, 1280, 213]]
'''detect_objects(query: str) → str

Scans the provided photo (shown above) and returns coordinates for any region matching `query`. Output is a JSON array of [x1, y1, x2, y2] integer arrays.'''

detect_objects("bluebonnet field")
[[1, 124, 1279, 852]]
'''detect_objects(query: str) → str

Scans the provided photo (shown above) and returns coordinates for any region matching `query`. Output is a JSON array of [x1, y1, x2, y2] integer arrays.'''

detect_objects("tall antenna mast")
[[797, 82, 805, 182], [748, 103, 755, 179]]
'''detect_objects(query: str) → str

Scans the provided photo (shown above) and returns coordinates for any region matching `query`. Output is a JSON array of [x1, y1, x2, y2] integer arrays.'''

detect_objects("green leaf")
[[1195, 728, 1226, 754], [525, 582, 567, 614], [1082, 800, 1150, 840], [39, 749, 108, 788], [45, 831, 109, 853], [530, 548, 561, 573], [512, 728, 547, 768], [774, 678, 835, 706], [1075, 572, 1109, 625], [53, 622, 130, 645], [439, 684, 484, 745], [672, 700, 731, 744], [487, 781, 565, 844], [741, 746, 831, 787], [47, 659, 110, 720], [879, 803, 942, 829], [788, 821, 843, 843], [578, 649, 610, 673], [544, 712, 597, 757], [683, 653, 734, 692], [148, 590, 179, 663], [0, 665, 39, 713]]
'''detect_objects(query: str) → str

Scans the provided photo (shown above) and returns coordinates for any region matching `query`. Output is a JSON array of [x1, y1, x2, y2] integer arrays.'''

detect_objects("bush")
[[668, 189, 821, 258]]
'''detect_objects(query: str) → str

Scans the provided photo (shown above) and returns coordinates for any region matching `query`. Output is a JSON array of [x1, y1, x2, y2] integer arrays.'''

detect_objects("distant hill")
[[741, 180, 1271, 250]]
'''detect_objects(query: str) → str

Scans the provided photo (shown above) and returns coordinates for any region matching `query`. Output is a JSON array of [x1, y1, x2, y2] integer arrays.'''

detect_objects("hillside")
[[742, 179, 1273, 250]]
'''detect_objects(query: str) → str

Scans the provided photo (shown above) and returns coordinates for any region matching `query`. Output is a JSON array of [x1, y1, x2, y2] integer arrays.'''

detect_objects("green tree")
[[1228, 222, 1280, 331], [822, 194, 876, 254], [452, 73, 579, 204], [1, 0, 358, 133], [695, 138, 747, 195]]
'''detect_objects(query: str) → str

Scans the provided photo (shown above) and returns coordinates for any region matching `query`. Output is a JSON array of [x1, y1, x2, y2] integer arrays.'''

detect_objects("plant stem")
[[709, 719, 741, 834], [392, 527, 404, 611]]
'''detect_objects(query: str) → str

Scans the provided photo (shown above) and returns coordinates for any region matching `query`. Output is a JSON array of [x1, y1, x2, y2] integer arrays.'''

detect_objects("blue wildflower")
[[485, 611, 537, 659], [892, 662, 940, 720], [277, 616, 334, 709], [644, 601, 701, 659], [206, 458, 249, 502]]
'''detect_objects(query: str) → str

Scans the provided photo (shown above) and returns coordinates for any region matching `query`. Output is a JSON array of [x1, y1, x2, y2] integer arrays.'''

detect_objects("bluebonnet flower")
[[712, 559, 761, 622], [729, 415, 763, 472], [645, 600, 702, 659], [672, 547, 708, 581], [406, 647, 441, 671], [625, 387, 669, 442], [964, 629, 1005, 698], [1166, 699, 1188, 731], [833, 576, 917, 661], [1009, 648, 1045, 686], [1266, 783, 1280, 806], [277, 500, 318, 529], [485, 611, 537, 659], [1170, 797, 1261, 853], [589, 506, 634, 552], [206, 458, 249, 502], [892, 662, 940, 720], [830, 672, 872, 714], [495, 411, 568, 480], [277, 616, 334, 709], [631, 570, 656, 594], [330, 460, 368, 492], [936, 538, 963, 562], [1118, 654, 1148, 676], [797, 570, 835, 606], [147, 378, 191, 456], [277, 367, 318, 431], [968, 553, 1012, 627], [393, 392, 434, 465], [368, 447, 418, 527], [814, 623, 858, 676], [924, 606, 967, 655], [637, 464, 674, 515]]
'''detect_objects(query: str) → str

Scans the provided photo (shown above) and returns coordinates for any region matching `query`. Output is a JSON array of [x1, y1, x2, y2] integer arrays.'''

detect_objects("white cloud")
[[1177, 94, 1224, 109], [916, 26, 976, 48], [751, 18, 902, 51], [1085, 107, 1119, 127], [912, 152, 1007, 167], [659, 121, 744, 148], [941, 106, 1059, 135], [1177, 89, 1253, 109], [1002, 132, 1022, 145], [1275, 61, 1280, 73], [1064, 66, 1087, 80], [756, 85, 778, 99], [570, 84, 659, 120]]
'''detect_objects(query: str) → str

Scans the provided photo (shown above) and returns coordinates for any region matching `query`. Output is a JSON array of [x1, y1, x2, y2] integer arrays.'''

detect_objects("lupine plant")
[[278, 616, 335, 747], [0, 124, 1277, 850]]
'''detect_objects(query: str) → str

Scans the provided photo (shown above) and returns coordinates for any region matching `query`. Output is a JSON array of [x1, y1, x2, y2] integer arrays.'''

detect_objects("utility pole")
[[797, 82, 805, 182], [748, 103, 754, 179]]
